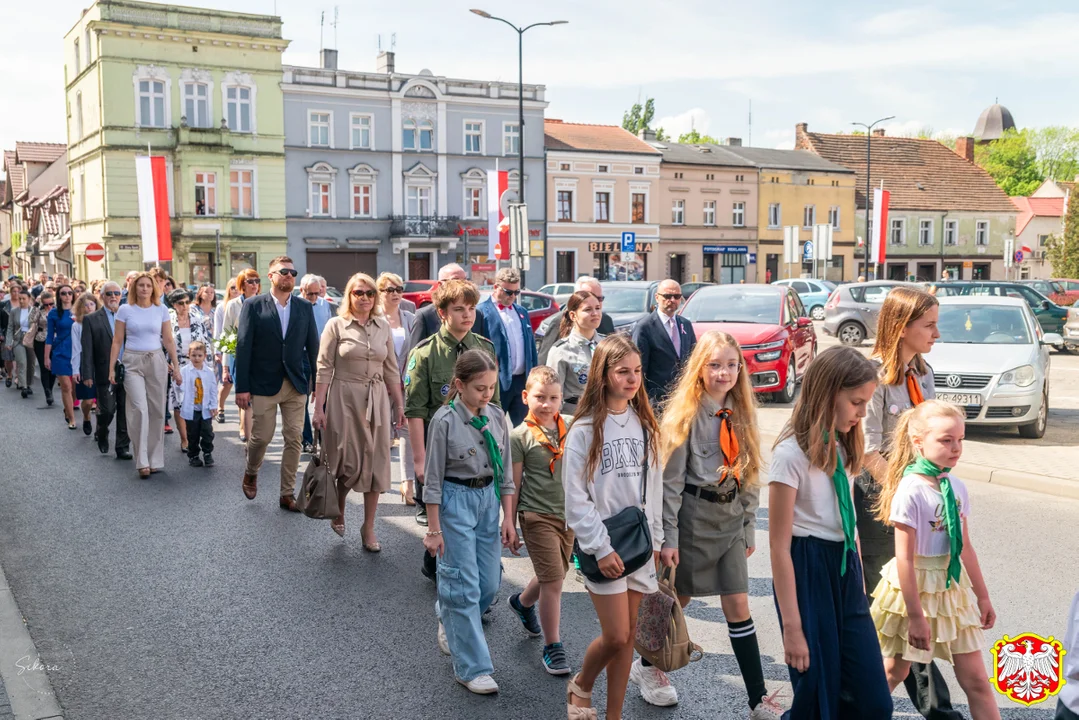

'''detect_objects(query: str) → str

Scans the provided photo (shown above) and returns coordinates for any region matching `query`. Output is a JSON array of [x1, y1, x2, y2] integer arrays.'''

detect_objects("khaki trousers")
[[123, 350, 167, 471], [246, 381, 306, 497], [14, 342, 36, 389]]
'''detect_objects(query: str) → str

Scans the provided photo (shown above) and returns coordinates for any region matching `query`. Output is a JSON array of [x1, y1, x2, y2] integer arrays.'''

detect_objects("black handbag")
[[574, 429, 653, 584], [114, 360, 126, 384]]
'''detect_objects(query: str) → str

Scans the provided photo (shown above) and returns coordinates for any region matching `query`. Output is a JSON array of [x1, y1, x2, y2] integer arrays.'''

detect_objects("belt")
[[444, 476, 493, 489], [684, 484, 737, 504]]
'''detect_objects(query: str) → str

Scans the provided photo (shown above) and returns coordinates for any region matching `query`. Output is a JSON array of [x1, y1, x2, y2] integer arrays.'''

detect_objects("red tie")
[[498, 304, 511, 311]]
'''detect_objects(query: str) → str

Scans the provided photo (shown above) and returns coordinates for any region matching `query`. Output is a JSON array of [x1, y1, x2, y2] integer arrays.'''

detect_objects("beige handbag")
[[20, 329, 35, 349], [297, 432, 340, 520], [634, 565, 704, 672]]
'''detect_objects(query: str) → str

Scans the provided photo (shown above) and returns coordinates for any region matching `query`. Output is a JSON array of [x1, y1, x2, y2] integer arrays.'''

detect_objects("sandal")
[[400, 481, 416, 507], [567, 674, 597, 719], [138, 468, 151, 479], [361, 526, 381, 552], [331, 520, 345, 538]]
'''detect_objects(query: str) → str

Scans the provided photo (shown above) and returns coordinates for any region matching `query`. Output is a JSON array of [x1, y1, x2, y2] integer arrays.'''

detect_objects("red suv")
[[680, 284, 817, 403], [402, 280, 438, 308]]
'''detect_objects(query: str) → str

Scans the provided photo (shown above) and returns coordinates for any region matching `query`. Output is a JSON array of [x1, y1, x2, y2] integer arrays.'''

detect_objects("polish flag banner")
[[135, 155, 172, 264], [1021, 244, 1033, 255], [487, 169, 509, 261], [870, 187, 890, 266]]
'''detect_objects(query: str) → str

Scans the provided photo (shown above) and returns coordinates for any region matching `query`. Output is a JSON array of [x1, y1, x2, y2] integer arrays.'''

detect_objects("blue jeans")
[[436, 480, 502, 682]]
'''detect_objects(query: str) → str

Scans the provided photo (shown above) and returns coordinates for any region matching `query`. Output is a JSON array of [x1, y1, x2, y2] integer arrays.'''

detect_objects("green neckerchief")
[[904, 455, 963, 588], [450, 400, 503, 497], [822, 431, 857, 575]]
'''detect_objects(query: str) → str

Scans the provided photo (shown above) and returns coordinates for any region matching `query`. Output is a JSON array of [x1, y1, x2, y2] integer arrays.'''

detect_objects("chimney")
[[794, 122, 810, 149], [955, 136, 975, 163], [376, 50, 395, 74], [320, 48, 338, 70], [725, 137, 742, 147], [872, 128, 886, 137], [637, 128, 656, 141]]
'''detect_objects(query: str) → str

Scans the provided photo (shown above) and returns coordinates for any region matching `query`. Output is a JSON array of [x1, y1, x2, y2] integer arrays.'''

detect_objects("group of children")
[[408, 282, 1006, 720]]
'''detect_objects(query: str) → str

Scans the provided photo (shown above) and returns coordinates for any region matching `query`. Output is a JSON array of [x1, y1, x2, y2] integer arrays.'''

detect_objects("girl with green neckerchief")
[[869, 400, 1000, 720], [421, 350, 517, 696]]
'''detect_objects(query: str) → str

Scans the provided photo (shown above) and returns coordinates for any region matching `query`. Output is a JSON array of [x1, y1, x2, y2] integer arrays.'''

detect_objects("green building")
[[65, 0, 289, 285]]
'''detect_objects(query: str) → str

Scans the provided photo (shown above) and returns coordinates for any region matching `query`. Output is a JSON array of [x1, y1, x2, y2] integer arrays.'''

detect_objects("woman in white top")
[[219, 268, 260, 438], [70, 292, 98, 435], [109, 272, 182, 478], [377, 272, 418, 505]]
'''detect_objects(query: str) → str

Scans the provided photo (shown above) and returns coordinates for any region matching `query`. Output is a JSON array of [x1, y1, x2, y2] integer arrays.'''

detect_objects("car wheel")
[[1018, 385, 1048, 439], [773, 358, 797, 404], [838, 322, 865, 346], [810, 305, 826, 321]]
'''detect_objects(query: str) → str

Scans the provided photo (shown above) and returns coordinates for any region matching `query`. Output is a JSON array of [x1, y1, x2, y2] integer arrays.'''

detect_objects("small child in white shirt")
[[180, 341, 218, 468]]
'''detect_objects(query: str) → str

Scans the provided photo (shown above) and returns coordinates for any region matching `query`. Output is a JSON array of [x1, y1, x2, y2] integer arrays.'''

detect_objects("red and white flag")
[[135, 155, 172, 264], [870, 187, 890, 266], [1021, 243, 1033, 255], [487, 169, 509, 261]]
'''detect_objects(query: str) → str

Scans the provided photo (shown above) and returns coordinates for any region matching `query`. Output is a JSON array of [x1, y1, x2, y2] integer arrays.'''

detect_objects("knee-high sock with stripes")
[[729, 616, 768, 709]]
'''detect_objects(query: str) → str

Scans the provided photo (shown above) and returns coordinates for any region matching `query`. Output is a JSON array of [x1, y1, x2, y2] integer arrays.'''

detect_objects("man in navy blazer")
[[476, 267, 536, 425], [632, 278, 697, 407], [234, 256, 320, 511]]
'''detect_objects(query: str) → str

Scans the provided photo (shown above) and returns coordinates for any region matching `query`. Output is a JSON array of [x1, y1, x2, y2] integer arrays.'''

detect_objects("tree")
[[1028, 126, 1079, 181], [974, 128, 1044, 196], [622, 97, 656, 135], [1046, 194, 1079, 278], [677, 128, 720, 144]]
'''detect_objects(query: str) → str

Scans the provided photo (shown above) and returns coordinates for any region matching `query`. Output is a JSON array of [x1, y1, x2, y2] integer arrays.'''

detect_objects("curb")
[[0, 561, 63, 720]]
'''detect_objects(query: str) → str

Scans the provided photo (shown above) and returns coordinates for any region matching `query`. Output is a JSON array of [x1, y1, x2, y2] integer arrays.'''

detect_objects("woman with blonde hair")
[[377, 271, 418, 504], [70, 292, 99, 435], [219, 267, 261, 437], [312, 272, 404, 546], [654, 331, 779, 716]]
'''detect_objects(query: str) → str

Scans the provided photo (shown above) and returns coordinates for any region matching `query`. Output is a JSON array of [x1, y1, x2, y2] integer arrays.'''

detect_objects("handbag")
[[634, 565, 704, 672], [573, 429, 653, 584], [20, 329, 34, 349], [297, 431, 341, 520], [114, 360, 126, 384]]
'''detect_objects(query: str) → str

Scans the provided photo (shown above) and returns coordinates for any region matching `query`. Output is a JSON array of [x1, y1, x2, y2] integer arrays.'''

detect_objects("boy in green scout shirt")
[[405, 278, 500, 539]]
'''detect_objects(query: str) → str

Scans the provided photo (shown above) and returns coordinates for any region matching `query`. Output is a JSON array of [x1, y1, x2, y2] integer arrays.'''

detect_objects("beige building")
[[544, 120, 662, 282]]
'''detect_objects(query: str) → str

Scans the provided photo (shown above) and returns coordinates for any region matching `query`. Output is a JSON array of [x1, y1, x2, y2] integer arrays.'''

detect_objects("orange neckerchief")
[[525, 413, 568, 474], [715, 408, 741, 487], [906, 368, 925, 406]]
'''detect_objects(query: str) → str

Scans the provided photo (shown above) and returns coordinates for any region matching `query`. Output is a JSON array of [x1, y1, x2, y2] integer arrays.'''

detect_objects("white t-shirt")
[[890, 473, 970, 557], [116, 303, 169, 352], [768, 436, 852, 543]]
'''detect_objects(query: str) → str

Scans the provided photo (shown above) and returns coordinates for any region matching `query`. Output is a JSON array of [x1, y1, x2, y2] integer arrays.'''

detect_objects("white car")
[[925, 296, 1061, 438]]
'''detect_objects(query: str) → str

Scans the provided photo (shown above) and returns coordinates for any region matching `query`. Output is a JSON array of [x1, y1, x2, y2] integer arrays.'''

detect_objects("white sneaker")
[[629, 658, 678, 706], [437, 622, 450, 656], [749, 690, 784, 719], [457, 673, 499, 694]]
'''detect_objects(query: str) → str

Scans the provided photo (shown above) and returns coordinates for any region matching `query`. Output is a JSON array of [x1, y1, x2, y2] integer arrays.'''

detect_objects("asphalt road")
[[0, 385, 1075, 719]]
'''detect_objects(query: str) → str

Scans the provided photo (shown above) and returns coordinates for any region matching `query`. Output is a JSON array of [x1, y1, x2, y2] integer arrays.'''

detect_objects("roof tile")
[[14, 142, 66, 164], [544, 121, 660, 155], [1012, 195, 1064, 236]]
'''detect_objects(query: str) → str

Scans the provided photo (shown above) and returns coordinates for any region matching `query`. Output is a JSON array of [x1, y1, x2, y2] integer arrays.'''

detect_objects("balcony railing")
[[390, 215, 460, 238]]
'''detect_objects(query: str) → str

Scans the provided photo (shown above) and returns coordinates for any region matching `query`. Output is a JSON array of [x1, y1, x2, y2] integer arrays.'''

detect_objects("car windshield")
[[937, 305, 1032, 344], [404, 281, 433, 293], [602, 287, 649, 313], [681, 289, 781, 324]]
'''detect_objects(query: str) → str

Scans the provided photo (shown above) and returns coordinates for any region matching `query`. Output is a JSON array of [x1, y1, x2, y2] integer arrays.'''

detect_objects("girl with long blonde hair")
[[562, 334, 663, 720], [653, 332, 779, 716], [868, 400, 999, 720]]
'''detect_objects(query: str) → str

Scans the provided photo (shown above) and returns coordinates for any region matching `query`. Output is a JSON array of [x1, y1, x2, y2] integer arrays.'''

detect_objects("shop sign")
[[529, 240, 544, 257], [590, 241, 653, 253], [457, 223, 541, 238], [702, 245, 749, 254]]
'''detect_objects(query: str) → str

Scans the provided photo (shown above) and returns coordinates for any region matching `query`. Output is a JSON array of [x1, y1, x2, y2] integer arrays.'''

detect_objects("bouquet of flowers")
[[217, 327, 238, 356]]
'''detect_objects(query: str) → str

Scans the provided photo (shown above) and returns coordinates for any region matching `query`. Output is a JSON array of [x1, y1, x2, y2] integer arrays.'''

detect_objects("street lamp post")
[[470, 9, 567, 286], [851, 115, 894, 280]]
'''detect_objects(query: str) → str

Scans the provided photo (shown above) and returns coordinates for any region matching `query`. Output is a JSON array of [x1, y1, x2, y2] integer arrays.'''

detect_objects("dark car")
[[1018, 279, 1079, 306], [599, 280, 659, 332], [931, 281, 1069, 347]]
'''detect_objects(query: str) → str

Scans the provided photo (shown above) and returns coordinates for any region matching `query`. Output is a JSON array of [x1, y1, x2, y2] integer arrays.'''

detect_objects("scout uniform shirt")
[[865, 359, 936, 456], [404, 326, 501, 425], [547, 330, 605, 408], [422, 399, 514, 505]]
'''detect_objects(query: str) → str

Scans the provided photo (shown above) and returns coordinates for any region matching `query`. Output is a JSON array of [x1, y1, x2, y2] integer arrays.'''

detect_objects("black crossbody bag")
[[574, 428, 653, 584]]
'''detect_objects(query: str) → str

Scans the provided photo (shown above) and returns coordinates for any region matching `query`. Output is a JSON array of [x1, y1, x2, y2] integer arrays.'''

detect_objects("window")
[[308, 111, 331, 147], [890, 218, 906, 245], [768, 203, 781, 228], [808, 178, 816, 186], [632, 193, 646, 224], [733, 202, 745, 227], [829, 205, 840, 229], [503, 122, 520, 156], [736, 174, 745, 182], [976, 220, 989, 246], [557, 190, 573, 221], [352, 183, 373, 218], [230, 252, 257, 276], [74, 38, 81, 75], [706, 173, 715, 181], [85, 28, 92, 65], [402, 120, 416, 150], [74, 92, 83, 138], [598, 165, 609, 173], [594, 192, 611, 222], [944, 220, 958, 246], [803, 204, 815, 228], [674, 172, 684, 180], [77, 168, 85, 221], [230, 169, 253, 217], [350, 113, 372, 149], [703, 200, 716, 226], [225, 85, 252, 132], [184, 83, 210, 128], [672, 199, 685, 225], [406, 185, 432, 216], [464, 186, 483, 219], [770, 176, 779, 183], [831, 180, 839, 187], [464, 121, 483, 154], [310, 181, 331, 216], [138, 79, 167, 128], [919, 219, 933, 246], [418, 120, 433, 151], [634, 167, 644, 175], [559, 163, 570, 171], [194, 172, 216, 216]]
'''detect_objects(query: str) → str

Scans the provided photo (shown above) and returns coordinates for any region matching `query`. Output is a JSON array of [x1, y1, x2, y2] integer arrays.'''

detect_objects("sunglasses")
[[352, 289, 377, 299], [59, 290, 74, 296], [497, 287, 521, 297], [245, 278, 261, 285], [658, 293, 683, 300], [273, 268, 299, 277], [174, 301, 189, 307], [41, 302, 54, 308], [381, 286, 404, 294], [103, 291, 122, 297]]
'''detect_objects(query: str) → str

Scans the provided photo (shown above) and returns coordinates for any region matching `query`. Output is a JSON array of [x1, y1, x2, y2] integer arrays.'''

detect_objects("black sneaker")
[[302, 442, 315, 455], [415, 504, 429, 526], [203, 453, 214, 467], [189, 456, 204, 467], [543, 642, 571, 676], [4, 378, 10, 388], [83, 420, 93, 435], [509, 593, 542, 637]]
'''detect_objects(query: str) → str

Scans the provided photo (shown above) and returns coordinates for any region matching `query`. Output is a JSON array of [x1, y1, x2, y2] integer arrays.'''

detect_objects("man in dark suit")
[[537, 276, 615, 365], [234, 256, 319, 511], [409, 263, 487, 346], [476, 267, 537, 425], [633, 279, 697, 407], [81, 281, 131, 459]]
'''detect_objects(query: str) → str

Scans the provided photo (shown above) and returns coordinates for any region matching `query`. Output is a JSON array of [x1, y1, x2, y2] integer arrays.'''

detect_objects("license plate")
[[937, 393, 983, 406]]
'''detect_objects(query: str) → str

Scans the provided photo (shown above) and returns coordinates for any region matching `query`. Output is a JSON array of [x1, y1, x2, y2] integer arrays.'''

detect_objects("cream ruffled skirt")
[[869, 554, 985, 664]]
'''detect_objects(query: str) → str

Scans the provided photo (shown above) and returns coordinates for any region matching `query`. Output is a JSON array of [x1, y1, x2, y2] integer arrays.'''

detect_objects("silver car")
[[925, 296, 1061, 438], [822, 280, 916, 345], [1064, 306, 1079, 351], [536, 283, 576, 307]]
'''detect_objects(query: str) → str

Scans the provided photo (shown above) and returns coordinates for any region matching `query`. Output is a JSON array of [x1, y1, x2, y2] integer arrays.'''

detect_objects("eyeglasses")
[[657, 293, 683, 301], [304, 291, 320, 298], [41, 302, 54, 308], [706, 362, 743, 374], [59, 290, 73, 296], [352, 289, 377, 299], [103, 291, 121, 297], [381, 286, 404, 294], [273, 268, 298, 278], [497, 286, 521, 297]]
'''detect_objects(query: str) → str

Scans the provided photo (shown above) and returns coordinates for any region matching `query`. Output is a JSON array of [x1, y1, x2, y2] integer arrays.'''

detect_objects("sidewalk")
[[0, 560, 63, 720]]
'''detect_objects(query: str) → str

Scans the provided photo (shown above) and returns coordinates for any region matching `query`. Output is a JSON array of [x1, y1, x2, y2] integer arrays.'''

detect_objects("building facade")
[[65, 0, 289, 285], [1012, 195, 1064, 279], [282, 50, 547, 290], [2, 143, 69, 278]]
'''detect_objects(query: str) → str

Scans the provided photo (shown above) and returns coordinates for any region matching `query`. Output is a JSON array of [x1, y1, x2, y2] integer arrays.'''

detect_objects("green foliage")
[[622, 98, 656, 136], [974, 128, 1044, 196], [655, 127, 669, 142], [677, 129, 720, 145], [1028, 126, 1079, 181], [1046, 195, 1079, 278]]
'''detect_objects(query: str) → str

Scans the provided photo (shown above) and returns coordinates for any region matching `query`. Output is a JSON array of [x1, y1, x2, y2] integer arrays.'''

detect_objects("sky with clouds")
[[2, 0, 1077, 172]]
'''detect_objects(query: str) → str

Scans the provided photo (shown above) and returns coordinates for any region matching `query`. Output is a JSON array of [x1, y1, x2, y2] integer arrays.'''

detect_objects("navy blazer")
[[632, 310, 697, 404], [234, 293, 319, 397], [476, 297, 537, 393]]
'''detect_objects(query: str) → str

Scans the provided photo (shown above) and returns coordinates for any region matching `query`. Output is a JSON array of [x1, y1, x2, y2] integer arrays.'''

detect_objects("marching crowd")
[[4, 261, 1077, 720]]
